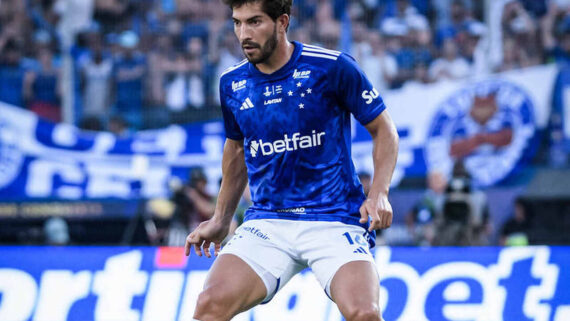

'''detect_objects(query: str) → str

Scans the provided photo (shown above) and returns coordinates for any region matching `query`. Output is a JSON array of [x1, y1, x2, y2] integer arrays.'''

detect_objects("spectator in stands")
[[429, 38, 471, 81], [94, 0, 131, 33], [112, 30, 146, 129], [497, 37, 529, 72], [108, 114, 130, 136], [290, 25, 312, 44], [409, 62, 431, 85], [462, 21, 490, 76], [164, 46, 194, 112], [25, 47, 62, 122], [184, 37, 206, 109], [501, 0, 541, 68], [148, 32, 175, 104], [213, 30, 242, 104], [170, 167, 215, 239], [314, 0, 340, 49], [541, 1, 570, 65], [80, 33, 113, 123], [382, 18, 413, 87], [406, 171, 447, 246], [0, 0, 27, 41], [408, 14, 434, 73], [79, 116, 104, 131], [350, 21, 372, 63], [502, 0, 537, 40], [44, 217, 70, 246], [360, 32, 398, 93], [0, 40, 32, 108], [434, 0, 476, 46], [158, 36, 206, 122], [500, 197, 531, 246]]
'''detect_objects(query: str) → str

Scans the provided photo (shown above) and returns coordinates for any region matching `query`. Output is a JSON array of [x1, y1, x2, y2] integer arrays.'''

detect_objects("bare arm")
[[359, 111, 399, 231], [213, 138, 249, 224], [185, 138, 248, 256]]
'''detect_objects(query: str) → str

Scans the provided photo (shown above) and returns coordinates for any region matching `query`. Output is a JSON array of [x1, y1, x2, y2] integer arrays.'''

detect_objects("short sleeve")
[[330, 53, 386, 125], [219, 82, 244, 140]]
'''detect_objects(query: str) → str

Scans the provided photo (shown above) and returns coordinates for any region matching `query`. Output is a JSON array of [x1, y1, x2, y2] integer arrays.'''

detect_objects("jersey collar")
[[248, 41, 303, 79]]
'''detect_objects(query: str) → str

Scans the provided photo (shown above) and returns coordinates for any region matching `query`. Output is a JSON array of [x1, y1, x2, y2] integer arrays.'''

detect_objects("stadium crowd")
[[1, 0, 570, 247], [1, 0, 569, 131]]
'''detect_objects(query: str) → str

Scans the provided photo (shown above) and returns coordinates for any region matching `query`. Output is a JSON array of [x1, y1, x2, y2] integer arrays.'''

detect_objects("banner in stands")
[[0, 246, 568, 321], [0, 65, 558, 200]]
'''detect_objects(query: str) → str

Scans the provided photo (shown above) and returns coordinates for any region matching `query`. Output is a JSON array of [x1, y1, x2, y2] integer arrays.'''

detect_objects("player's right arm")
[[185, 138, 248, 257]]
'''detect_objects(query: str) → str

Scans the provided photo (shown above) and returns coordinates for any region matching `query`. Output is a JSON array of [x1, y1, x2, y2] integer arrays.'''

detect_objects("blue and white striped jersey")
[[219, 41, 386, 246]]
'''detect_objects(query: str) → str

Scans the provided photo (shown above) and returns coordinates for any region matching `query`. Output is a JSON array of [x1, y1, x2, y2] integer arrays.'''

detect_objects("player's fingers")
[[385, 210, 393, 228], [368, 205, 383, 231], [214, 243, 222, 256], [193, 241, 203, 257], [185, 233, 196, 256], [203, 241, 212, 258], [185, 235, 191, 256], [379, 209, 393, 228], [359, 205, 369, 224], [369, 216, 381, 232]]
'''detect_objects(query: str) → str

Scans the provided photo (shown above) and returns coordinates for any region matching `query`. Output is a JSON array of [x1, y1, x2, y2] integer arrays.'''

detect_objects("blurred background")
[[1, 1, 570, 320], [2, 0, 570, 248]]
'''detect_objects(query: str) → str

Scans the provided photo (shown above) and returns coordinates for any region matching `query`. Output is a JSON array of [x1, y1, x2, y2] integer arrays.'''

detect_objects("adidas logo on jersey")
[[240, 98, 254, 110], [250, 130, 326, 157], [232, 80, 246, 92], [293, 69, 311, 79]]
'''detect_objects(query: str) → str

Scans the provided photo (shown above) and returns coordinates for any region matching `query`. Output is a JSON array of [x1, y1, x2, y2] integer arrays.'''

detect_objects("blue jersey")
[[220, 41, 386, 245]]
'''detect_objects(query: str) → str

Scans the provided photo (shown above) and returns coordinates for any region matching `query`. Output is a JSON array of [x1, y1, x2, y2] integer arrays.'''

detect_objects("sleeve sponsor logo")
[[362, 88, 379, 104]]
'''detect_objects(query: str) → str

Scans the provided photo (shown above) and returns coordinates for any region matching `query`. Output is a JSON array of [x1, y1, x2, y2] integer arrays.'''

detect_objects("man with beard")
[[185, 1, 399, 320]]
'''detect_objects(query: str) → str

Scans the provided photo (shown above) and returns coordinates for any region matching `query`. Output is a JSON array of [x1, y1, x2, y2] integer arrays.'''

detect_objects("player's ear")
[[277, 14, 290, 33]]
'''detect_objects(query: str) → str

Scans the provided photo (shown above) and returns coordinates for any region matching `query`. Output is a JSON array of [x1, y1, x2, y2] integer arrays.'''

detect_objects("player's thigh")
[[330, 260, 381, 320], [199, 254, 267, 314]]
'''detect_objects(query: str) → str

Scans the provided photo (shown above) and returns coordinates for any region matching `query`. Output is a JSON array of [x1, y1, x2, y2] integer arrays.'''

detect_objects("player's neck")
[[255, 39, 294, 74]]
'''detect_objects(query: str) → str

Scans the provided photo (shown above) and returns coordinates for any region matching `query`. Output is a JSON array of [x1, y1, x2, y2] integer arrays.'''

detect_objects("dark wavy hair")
[[222, 0, 292, 21]]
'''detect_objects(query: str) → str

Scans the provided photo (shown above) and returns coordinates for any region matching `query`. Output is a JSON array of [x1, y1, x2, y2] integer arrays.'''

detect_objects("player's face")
[[232, 2, 278, 64]]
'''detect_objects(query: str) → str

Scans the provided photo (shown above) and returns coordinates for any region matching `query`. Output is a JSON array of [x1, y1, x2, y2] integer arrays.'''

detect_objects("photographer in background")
[[168, 167, 215, 246], [433, 161, 490, 246]]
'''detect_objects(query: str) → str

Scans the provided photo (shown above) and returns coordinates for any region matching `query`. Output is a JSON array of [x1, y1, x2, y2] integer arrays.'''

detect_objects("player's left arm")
[[360, 111, 399, 231]]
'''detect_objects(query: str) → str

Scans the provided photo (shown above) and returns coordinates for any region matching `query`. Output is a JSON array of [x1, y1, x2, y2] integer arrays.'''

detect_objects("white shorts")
[[219, 219, 376, 303]]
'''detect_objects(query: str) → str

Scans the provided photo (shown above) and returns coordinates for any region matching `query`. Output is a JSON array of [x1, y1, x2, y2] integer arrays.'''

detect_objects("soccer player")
[[185, 1, 399, 320]]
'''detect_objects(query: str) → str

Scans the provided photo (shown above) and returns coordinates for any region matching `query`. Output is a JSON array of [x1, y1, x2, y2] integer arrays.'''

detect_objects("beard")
[[242, 25, 278, 65]]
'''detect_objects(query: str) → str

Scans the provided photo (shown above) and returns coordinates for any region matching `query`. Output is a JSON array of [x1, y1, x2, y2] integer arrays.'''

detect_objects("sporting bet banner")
[[0, 246, 568, 321], [0, 64, 559, 200]]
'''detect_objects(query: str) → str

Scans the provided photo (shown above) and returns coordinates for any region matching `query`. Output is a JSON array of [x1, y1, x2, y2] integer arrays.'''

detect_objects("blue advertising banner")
[[0, 246, 569, 321], [0, 65, 559, 200]]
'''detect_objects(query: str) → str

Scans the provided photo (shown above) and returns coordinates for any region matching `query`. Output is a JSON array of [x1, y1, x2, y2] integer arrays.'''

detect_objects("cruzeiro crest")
[[425, 80, 536, 187], [0, 118, 24, 189]]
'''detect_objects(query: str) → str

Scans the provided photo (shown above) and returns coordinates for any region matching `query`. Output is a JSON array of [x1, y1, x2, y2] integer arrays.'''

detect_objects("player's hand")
[[184, 218, 230, 258], [359, 194, 393, 232]]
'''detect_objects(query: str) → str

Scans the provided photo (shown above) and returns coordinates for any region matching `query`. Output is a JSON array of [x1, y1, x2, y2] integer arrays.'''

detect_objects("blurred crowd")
[[1, 0, 570, 132]]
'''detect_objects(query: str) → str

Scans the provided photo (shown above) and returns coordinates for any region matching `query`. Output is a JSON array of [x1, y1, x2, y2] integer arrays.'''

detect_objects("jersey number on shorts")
[[342, 232, 369, 254]]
